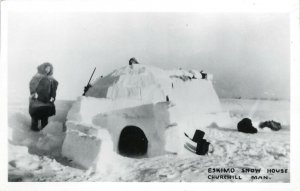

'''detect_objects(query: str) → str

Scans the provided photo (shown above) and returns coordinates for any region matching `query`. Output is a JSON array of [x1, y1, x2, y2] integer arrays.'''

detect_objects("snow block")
[[61, 130, 101, 169], [35, 121, 65, 156]]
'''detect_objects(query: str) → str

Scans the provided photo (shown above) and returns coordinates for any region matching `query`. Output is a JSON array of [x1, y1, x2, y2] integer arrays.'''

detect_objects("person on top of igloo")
[[129, 57, 139, 66]]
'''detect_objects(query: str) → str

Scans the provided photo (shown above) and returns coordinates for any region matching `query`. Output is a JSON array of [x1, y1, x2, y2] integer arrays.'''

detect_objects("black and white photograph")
[[1, 0, 299, 188]]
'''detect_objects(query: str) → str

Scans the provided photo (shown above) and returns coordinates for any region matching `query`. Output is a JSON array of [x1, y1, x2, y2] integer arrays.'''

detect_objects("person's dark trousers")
[[41, 117, 48, 129], [31, 117, 39, 131]]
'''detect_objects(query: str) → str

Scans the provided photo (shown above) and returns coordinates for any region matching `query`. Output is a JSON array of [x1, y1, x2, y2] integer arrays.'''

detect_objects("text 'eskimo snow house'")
[[62, 63, 230, 169]]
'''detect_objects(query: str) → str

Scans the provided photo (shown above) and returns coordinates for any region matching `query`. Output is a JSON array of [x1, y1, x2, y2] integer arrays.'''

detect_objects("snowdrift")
[[61, 64, 231, 170]]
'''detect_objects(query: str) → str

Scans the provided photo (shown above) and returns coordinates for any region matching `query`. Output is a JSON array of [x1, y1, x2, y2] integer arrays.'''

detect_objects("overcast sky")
[[7, 12, 290, 100]]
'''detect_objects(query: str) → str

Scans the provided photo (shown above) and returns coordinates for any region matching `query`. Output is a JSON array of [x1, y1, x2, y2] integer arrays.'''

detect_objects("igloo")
[[61, 64, 231, 169]]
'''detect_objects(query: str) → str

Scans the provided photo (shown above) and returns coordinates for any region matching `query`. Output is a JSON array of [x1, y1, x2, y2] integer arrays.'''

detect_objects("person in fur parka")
[[29, 62, 58, 131]]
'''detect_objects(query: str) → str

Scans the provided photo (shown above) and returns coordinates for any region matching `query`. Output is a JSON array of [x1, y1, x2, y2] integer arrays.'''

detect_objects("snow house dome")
[[62, 64, 231, 170], [85, 64, 172, 102]]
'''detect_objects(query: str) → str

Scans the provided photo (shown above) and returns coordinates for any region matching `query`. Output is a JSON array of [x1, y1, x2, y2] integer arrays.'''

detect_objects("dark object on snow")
[[184, 130, 210, 155], [83, 67, 96, 96], [259, 120, 282, 131], [192, 129, 205, 142], [166, 95, 169, 102], [185, 140, 210, 155], [200, 70, 207, 79], [237, 118, 257, 134], [195, 139, 210, 155], [129, 57, 139, 65]]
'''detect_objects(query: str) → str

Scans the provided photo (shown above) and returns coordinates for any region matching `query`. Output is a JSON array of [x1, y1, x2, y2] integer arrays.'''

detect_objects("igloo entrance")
[[118, 126, 148, 157]]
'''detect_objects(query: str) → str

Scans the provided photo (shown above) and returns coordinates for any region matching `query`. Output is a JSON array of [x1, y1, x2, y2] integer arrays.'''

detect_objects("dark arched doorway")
[[118, 126, 148, 157]]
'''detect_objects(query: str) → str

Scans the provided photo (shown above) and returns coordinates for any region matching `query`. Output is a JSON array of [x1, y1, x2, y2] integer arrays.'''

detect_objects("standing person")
[[29, 62, 58, 131]]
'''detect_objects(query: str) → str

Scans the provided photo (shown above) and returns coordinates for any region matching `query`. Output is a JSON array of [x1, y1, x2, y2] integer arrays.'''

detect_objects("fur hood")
[[37, 62, 54, 76]]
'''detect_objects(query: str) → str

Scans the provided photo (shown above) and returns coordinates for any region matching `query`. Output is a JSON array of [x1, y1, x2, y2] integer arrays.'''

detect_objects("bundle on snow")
[[237, 118, 257, 134], [259, 120, 282, 131]]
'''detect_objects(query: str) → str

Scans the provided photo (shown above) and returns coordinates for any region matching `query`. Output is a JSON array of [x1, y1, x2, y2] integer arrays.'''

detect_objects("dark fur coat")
[[29, 63, 58, 118]]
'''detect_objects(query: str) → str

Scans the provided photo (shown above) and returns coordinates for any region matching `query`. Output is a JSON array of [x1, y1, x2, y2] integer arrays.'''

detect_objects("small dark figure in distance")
[[259, 120, 282, 131], [29, 62, 58, 131], [129, 57, 139, 66], [200, 70, 207, 79], [166, 95, 169, 102], [237, 118, 258, 134]]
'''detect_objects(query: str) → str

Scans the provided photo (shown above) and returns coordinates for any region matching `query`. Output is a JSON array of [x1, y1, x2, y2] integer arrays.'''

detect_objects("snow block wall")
[[93, 101, 171, 156], [62, 97, 171, 169], [62, 64, 231, 170]]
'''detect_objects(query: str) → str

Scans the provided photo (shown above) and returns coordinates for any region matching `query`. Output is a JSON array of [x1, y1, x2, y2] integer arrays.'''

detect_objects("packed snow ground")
[[8, 98, 290, 182]]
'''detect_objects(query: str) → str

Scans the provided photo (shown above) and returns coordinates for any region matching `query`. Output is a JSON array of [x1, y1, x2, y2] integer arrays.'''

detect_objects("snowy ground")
[[8, 98, 290, 182]]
